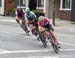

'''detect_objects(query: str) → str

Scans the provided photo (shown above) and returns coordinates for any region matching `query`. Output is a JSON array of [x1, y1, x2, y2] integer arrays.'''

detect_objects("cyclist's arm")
[[30, 11, 37, 18], [38, 21, 44, 32]]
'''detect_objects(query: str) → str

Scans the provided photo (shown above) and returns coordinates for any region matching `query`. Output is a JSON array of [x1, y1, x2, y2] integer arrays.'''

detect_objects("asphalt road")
[[0, 16, 75, 58]]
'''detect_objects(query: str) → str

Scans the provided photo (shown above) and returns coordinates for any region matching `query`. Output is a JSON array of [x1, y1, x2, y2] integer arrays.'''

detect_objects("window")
[[15, 0, 25, 6], [37, 0, 44, 9], [60, 0, 72, 10], [0, 0, 2, 7], [20, 0, 25, 6]]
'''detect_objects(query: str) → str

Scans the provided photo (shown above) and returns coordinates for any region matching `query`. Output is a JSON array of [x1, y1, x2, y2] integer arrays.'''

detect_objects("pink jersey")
[[38, 17, 52, 26]]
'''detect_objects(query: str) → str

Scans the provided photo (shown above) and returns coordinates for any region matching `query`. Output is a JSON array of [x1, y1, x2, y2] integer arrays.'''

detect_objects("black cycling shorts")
[[43, 23, 53, 31]]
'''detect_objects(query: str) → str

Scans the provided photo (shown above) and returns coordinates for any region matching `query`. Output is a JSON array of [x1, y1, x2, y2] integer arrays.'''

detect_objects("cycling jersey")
[[38, 17, 53, 31], [38, 17, 52, 26], [16, 9, 25, 19], [25, 11, 37, 21]]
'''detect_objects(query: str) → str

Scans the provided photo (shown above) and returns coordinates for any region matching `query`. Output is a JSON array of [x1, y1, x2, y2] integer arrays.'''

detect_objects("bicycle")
[[19, 19, 30, 36], [39, 29, 59, 53], [31, 25, 59, 53], [31, 28, 47, 48], [48, 30, 59, 53], [39, 32, 47, 48]]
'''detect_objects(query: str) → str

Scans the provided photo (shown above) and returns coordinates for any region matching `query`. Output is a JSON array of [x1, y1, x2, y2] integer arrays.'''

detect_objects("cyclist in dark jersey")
[[15, 6, 29, 34], [25, 7, 38, 37], [15, 6, 25, 23]]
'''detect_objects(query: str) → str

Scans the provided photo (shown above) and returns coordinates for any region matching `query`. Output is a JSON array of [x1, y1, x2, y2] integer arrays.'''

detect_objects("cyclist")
[[38, 16, 60, 45], [25, 7, 38, 36], [15, 6, 25, 23], [15, 6, 28, 33]]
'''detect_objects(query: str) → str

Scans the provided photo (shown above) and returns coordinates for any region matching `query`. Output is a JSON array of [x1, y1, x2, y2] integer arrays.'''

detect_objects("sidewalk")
[[0, 16, 16, 23], [0, 16, 15, 19], [0, 16, 75, 32], [49, 18, 74, 34], [55, 19, 75, 34]]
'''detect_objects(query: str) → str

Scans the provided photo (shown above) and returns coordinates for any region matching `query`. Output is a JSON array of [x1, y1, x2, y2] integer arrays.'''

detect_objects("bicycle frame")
[[39, 29, 59, 53]]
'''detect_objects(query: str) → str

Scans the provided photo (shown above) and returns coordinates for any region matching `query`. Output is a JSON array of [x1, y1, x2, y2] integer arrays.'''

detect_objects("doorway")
[[29, 0, 37, 10]]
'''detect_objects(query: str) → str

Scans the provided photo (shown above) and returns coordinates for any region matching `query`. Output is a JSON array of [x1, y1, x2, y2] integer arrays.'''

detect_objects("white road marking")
[[0, 49, 75, 54], [11, 56, 59, 58], [43, 57, 58, 58], [26, 56, 59, 58], [57, 33, 75, 37], [0, 49, 8, 52]]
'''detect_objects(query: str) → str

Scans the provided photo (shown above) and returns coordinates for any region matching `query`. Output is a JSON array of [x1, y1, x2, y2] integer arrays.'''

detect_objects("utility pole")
[[52, 0, 55, 26]]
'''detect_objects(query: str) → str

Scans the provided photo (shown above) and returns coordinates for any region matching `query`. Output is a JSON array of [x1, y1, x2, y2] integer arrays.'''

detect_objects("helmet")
[[25, 7, 30, 13], [38, 16, 44, 22], [17, 6, 22, 9], [17, 6, 22, 11]]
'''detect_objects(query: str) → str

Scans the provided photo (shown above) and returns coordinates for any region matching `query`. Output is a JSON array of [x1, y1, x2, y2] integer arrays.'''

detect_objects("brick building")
[[0, 0, 75, 21], [0, 0, 27, 16], [25, 0, 73, 20], [45, 0, 75, 21], [0, 0, 16, 15]]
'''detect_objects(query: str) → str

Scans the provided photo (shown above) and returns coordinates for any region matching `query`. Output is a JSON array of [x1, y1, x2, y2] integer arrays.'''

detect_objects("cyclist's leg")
[[49, 30, 59, 44], [38, 27, 49, 43], [23, 19, 30, 32], [48, 24, 59, 44], [39, 27, 47, 39], [29, 23, 37, 34], [44, 23, 59, 44], [32, 20, 38, 35], [15, 16, 19, 23]]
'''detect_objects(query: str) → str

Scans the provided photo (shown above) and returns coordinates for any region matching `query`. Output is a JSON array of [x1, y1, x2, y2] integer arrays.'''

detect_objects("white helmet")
[[25, 7, 30, 13], [17, 6, 22, 9], [38, 16, 44, 22]]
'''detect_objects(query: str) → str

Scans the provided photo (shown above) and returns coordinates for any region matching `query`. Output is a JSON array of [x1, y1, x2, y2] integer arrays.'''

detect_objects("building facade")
[[45, 0, 72, 20], [28, 0, 73, 20], [0, 0, 16, 15], [26, 0, 73, 20], [0, 0, 75, 21], [0, 0, 27, 15]]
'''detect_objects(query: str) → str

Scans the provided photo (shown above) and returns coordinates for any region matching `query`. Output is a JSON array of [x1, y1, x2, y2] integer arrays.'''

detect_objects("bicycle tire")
[[51, 42, 59, 53], [48, 35, 59, 53], [42, 39, 47, 48], [39, 32, 47, 48], [20, 20, 30, 36]]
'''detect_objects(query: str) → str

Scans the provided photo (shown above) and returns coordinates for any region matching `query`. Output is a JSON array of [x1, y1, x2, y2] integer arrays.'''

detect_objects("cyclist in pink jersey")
[[38, 16, 60, 46]]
